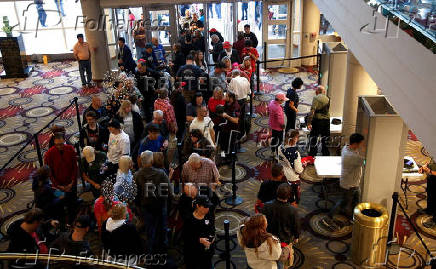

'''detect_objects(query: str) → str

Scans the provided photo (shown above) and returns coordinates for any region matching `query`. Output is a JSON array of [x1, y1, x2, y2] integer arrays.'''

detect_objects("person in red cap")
[[208, 28, 224, 43], [268, 93, 287, 157], [219, 41, 241, 64]]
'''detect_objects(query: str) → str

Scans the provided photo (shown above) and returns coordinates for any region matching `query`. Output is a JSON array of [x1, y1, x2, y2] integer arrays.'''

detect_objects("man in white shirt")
[[106, 119, 130, 176], [323, 133, 365, 231], [228, 69, 250, 106]]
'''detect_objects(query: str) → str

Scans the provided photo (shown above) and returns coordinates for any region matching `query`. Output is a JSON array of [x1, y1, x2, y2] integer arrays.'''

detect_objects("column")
[[342, 51, 378, 139], [80, 0, 110, 82], [301, 0, 320, 66], [325, 43, 348, 117]]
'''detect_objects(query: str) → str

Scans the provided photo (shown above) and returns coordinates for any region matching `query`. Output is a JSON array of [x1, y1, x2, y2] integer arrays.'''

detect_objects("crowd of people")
[[6, 11, 374, 269]]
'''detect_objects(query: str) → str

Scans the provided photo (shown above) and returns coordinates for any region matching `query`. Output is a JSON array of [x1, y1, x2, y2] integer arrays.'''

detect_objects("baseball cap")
[[195, 196, 213, 208], [148, 123, 160, 133], [145, 43, 153, 49], [223, 41, 232, 49], [275, 93, 288, 102], [209, 28, 217, 33], [75, 215, 91, 228]]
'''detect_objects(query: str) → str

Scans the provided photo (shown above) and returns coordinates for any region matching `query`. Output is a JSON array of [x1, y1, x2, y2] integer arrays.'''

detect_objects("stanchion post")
[[75, 142, 86, 189], [255, 61, 260, 94], [224, 219, 231, 269], [225, 151, 243, 206], [34, 134, 43, 167], [73, 97, 82, 132], [388, 192, 399, 244]]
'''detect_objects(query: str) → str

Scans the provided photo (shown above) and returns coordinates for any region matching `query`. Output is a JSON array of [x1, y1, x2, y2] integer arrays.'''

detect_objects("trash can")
[[351, 202, 389, 267]]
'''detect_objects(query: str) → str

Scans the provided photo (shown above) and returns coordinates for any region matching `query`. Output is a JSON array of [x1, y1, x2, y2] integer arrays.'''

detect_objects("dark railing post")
[[224, 219, 231, 269], [263, 41, 267, 67], [388, 192, 399, 244], [73, 97, 82, 132], [225, 151, 243, 206], [75, 142, 86, 190], [318, 53, 322, 85], [255, 60, 261, 95], [34, 134, 43, 167]]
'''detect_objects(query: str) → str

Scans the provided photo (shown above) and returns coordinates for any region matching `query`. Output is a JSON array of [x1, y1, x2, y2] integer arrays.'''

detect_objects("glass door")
[[262, 1, 292, 68], [144, 5, 177, 51]]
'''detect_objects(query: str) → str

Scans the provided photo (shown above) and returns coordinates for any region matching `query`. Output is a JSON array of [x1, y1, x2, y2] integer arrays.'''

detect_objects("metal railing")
[[388, 191, 436, 266], [0, 253, 146, 269], [0, 97, 82, 173]]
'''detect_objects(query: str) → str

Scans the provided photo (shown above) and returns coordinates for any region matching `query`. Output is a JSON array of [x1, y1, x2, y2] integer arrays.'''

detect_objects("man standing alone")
[[73, 34, 93, 88]]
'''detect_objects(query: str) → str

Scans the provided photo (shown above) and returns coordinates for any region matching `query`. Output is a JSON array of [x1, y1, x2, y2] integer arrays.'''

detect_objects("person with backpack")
[[307, 85, 330, 157]]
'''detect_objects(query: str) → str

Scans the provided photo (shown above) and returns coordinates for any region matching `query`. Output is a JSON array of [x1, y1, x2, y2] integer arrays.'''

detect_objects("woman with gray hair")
[[209, 34, 223, 63], [115, 100, 144, 149]]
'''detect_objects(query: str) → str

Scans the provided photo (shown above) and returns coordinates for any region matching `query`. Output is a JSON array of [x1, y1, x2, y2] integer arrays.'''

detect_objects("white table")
[[314, 156, 342, 178], [314, 156, 342, 209]]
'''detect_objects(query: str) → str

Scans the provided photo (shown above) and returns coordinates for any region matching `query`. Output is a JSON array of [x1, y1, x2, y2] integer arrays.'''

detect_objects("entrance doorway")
[[262, 1, 292, 68]]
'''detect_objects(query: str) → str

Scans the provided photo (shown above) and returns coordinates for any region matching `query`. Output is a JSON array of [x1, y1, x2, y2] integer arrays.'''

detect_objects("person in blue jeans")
[[54, 0, 65, 17], [241, 2, 249, 20], [35, 0, 47, 27]]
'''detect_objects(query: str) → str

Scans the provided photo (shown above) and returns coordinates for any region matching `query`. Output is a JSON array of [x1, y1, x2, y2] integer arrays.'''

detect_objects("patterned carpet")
[[0, 61, 435, 268]]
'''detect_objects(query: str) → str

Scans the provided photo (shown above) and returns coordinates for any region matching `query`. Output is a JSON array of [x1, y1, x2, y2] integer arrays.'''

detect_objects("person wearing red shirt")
[[44, 133, 78, 223], [208, 87, 226, 125], [239, 56, 253, 80], [241, 40, 259, 73]]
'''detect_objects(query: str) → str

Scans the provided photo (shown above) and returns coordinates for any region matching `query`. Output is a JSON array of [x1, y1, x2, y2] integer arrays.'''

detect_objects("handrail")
[[0, 253, 146, 268], [256, 53, 322, 64], [389, 191, 436, 266], [0, 97, 81, 172]]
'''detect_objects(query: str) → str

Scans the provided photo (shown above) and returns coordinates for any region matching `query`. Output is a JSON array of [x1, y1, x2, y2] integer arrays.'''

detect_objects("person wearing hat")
[[142, 42, 158, 69], [50, 215, 92, 257], [106, 119, 130, 176], [219, 41, 241, 64], [208, 28, 224, 43], [73, 33, 93, 88], [268, 93, 288, 156], [182, 195, 216, 269], [117, 37, 136, 74], [81, 146, 107, 199]]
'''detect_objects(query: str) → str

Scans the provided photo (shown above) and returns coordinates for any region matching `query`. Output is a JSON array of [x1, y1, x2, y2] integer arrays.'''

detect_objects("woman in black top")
[[182, 196, 215, 269], [171, 43, 186, 76], [285, 77, 303, 132]]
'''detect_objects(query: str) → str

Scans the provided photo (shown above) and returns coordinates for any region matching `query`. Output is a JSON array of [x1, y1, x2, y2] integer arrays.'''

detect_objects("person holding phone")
[[182, 196, 216, 269]]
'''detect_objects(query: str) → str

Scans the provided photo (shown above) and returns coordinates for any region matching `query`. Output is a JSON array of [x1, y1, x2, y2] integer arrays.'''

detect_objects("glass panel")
[[108, 44, 118, 71], [207, 3, 233, 44], [267, 4, 288, 20], [149, 10, 170, 26], [151, 31, 170, 46], [268, 24, 287, 39], [21, 29, 66, 54], [267, 44, 285, 59], [237, 2, 262, 49]]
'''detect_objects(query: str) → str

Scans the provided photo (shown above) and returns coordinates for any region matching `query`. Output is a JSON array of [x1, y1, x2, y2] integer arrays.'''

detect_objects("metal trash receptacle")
[[351, 202, 389, 267]]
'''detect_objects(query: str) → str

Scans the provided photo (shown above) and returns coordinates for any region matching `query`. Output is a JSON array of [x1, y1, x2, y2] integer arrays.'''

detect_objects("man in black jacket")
[[134, 151, 171, 253], [135, 60, 161, 123], [176, 54, 208, 103], [243, 24, 259, 48], [261, 183, 300, 244], [80, 111, 109, 152], [117, 37, 136, 74]]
